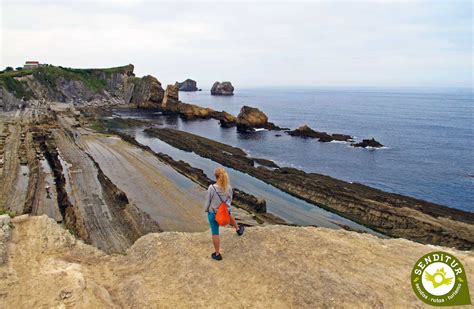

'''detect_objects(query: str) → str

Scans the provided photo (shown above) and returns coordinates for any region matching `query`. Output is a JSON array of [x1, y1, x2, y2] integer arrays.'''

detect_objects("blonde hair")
[[214, 167, 230, 191]]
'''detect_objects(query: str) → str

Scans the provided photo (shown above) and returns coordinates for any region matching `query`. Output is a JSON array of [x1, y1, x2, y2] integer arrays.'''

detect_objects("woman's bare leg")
[[229, 214, 239, 231], [212, 235, 220, 254]]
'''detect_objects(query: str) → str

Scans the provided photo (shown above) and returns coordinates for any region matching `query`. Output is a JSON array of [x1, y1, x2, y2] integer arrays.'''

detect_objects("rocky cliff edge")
[[1, 215, 472, 308], [0, 64, 166, 110]]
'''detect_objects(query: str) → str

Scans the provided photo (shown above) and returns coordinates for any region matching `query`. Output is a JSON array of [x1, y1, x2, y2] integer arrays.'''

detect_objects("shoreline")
[[142, 126, 473, 250], [1, 104, 290, 253]]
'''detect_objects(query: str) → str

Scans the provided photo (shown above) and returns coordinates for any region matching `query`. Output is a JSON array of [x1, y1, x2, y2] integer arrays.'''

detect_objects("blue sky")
[[1, 0, 472, 88]]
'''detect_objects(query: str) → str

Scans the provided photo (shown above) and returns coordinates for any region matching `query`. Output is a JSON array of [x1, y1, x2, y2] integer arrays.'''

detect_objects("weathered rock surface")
[[1, 215, 473, 308], [0, 214, 11, 265], [236, 106, 285, 132], [175, 79, 198, 91], [144, 127, 474, 250], [114, 130, 281, 222], [0, 64, 168, 110], [162, 84, 180, 109], [352, 138, 384, 148], [287, 124, 353, 142], [210, 81, 234, 95], [127, 75, 165, 108], [0, 87, 26, 110], [158, 99, 238, 128]]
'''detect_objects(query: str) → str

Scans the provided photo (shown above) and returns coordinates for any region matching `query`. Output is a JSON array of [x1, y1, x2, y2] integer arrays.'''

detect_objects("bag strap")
[[212, 184, 228, 204]]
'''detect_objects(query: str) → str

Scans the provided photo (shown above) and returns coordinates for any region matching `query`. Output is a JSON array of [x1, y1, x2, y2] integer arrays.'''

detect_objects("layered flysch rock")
[[162, 84, 180, 110], [127, 75, 164, 108], [175, 79, 198, 91], [210, 81, 234, 95], [0, 64, 167, 110], [144, 127, 474, 250]]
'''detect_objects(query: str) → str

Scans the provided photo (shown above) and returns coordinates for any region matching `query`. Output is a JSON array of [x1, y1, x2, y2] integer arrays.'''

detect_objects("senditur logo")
[[411, 251, 471, 306]]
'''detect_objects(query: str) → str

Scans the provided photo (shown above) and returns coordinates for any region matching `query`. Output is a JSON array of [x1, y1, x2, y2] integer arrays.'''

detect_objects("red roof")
[[25, 61, 39, 64]]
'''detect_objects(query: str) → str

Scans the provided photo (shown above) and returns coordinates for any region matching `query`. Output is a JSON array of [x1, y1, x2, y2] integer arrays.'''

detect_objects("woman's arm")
[[203, 185, 213, 212]]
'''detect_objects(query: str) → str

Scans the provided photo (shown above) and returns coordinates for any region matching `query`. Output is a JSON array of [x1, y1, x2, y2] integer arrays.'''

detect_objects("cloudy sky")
[[1, 0, 472, 88]]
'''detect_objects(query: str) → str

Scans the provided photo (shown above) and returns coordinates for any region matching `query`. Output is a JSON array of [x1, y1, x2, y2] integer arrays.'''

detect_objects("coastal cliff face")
[[0, 64, 166, 110], [1, 215, 472, 308]]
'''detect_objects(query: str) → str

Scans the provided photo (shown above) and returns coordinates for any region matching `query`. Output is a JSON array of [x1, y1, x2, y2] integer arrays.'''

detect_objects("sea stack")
[[210, 81, 234, 95], [175, 79, 198, 91], [162, 84, 180, 111], [236, 106, 268, 132]]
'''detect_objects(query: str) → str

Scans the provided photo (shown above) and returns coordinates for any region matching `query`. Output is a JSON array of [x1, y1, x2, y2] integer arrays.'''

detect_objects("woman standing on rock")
[[204, 167, 245, 261]]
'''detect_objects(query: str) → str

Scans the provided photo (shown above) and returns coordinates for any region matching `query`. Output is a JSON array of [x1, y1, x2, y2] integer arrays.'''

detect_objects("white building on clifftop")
[[23, 61, 40, 69]]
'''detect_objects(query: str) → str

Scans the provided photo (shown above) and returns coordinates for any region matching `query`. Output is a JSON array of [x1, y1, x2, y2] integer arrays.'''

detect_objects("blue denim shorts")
[[207, 210, 231, 236]]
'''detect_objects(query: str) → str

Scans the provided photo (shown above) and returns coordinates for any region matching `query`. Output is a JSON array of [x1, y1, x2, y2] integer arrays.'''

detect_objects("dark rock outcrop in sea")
[[236, 106, 286, 132], [287, 125, 353, 142], [144, 127, 474, 250], [175, 79, 198, 91], [210, 81, 234, 96], [352, 138, 384, 148]]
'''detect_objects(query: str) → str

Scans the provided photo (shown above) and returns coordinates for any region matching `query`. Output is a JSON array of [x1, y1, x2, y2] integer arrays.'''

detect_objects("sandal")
[[236, 225, 245, 236], [211, 252, 222, 261]]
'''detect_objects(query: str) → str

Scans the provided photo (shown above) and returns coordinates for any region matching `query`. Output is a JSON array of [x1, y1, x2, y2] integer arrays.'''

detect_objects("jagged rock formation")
[[0, 87, 25, 111], [162, 84, 180, 109], [287, 125, 353, 142], [144, 127, 474, 250], [175, 79, 198, 91], [0, 64, 167, 110], [1, 215, 473, 308], [210, 81, 234, 95], [158, 99, 237, 128], [352, 138, 384, 148], [127, 75, 164, 108], [236, 106, 285, 132]]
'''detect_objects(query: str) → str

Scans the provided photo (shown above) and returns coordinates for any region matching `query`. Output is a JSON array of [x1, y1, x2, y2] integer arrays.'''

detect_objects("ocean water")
[[115, 87, 473, 212], [118, 127, 382, 235]]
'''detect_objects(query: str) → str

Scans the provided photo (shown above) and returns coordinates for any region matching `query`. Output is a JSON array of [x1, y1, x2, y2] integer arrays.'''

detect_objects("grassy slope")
[[0, 65, 131, 100]]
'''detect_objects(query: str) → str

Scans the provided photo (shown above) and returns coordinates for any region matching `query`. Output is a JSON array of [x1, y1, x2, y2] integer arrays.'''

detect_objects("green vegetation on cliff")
[[0, 65, 132, 99]]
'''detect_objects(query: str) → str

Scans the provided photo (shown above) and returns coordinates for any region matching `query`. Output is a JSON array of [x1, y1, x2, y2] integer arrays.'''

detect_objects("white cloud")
[[1, 1, 472, 87]]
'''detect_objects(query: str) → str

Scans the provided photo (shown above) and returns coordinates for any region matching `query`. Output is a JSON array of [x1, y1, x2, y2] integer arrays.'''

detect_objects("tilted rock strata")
[[127, 75, 164, 108], [144, 127, 474, 250], [0, 64, 167, 110], [113, 130, 284, 223], [162, 84, 180, 108]]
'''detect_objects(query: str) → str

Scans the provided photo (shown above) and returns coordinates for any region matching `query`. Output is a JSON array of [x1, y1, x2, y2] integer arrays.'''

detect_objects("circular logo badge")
[[411, 251, 471, 306]]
